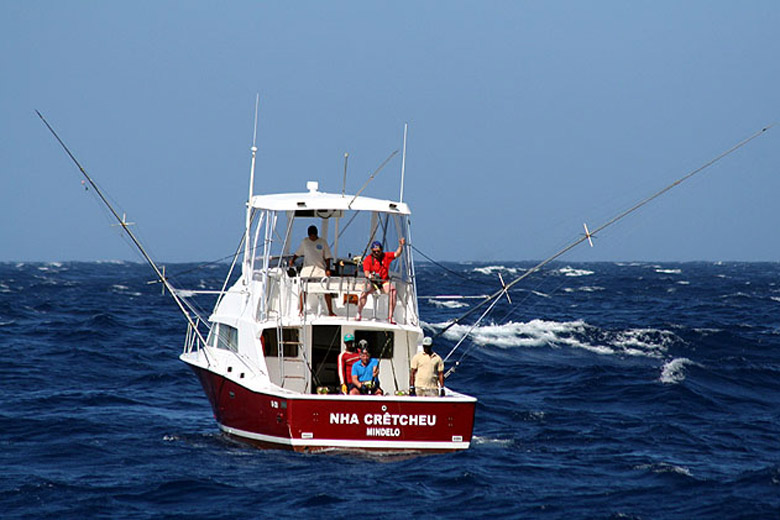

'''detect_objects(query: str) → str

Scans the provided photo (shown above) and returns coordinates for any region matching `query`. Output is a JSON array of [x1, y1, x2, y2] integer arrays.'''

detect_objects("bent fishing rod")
[[436, 124, 774, 343], [36, 110, 211, 348]]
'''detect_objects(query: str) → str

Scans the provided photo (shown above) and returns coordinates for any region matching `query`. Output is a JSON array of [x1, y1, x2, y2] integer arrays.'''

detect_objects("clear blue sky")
[[2, 1, 778, 263]]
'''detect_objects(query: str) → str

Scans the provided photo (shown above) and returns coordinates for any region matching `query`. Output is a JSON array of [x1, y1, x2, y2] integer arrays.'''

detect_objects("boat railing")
[[183, 319, 206, 355], [259, 268, 418, 325]]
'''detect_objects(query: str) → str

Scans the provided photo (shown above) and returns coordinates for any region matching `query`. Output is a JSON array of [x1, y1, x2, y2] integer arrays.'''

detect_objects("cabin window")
[[216, 324, 239, 352], [262, 328, 300, 357], [354, 330, 394, 359]]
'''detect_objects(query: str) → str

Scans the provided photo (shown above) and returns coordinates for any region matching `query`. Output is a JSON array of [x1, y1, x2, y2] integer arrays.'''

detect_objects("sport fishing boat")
[[178, 178, 477, 453], [38, 108, 476, 454]]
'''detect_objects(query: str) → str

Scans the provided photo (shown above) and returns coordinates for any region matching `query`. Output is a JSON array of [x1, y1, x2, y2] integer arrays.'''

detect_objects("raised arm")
[[394, 237, 405, 257]]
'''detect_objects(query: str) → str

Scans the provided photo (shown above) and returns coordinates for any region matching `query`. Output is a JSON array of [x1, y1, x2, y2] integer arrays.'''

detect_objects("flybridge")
[[249, 187, 411, 215]]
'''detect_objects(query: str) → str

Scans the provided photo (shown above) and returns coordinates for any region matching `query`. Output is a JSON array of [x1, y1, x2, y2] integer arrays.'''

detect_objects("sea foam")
[[659, 357, 699, 384], [434, 319, 677, 358]]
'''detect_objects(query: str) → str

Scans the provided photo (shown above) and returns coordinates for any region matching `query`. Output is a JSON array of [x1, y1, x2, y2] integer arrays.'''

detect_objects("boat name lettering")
[[366, 427, 400, 437], [329, 412, 437, 427], [329, 413, 360, 425]]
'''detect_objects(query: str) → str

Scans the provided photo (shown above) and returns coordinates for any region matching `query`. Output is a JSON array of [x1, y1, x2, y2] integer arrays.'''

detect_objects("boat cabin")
[[202, 181, 422, 396]]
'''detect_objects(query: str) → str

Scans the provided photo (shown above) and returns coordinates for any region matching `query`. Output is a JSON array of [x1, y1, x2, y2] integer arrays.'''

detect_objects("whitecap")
[[635, 462, 693, 478], [432, 319, 678, 359], [112, 284, 129, 291], [659, 357, 698, 384], [558, 266, 594, 277], [471, 435, 514, 447], [656, 268, 682, 274], [472, 265, 521, 276], [562, 287, 604, 293], [438, 319, 594, 351], [427, 299, 468, 309], [611, 329, 675, 358], [676, 280, 690, 285], [771, 297, 780, 303]]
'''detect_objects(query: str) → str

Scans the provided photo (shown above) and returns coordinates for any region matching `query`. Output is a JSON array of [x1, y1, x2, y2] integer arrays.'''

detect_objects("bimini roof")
[[250, 181, 411, 215]]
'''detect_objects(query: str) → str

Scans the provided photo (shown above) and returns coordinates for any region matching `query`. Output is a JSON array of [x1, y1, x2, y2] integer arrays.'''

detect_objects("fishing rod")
[[36, 110, 212, 353], [437, 124, 773, 353]]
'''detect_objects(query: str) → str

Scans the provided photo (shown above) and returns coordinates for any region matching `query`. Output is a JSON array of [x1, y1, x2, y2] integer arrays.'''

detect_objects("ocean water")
[[1, 260, 779, 519]]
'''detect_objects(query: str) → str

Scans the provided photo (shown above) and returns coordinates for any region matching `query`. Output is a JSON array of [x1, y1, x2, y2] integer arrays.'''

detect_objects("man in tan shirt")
[[410, 337, 445, 397]]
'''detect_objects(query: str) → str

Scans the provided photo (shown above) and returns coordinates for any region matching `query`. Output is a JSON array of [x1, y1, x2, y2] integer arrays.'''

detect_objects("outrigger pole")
[[437, 124, 774, 342], [36, 110, 211, 350]]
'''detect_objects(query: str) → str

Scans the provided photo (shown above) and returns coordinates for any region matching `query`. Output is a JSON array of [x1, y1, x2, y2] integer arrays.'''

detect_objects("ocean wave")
[[472, 265, 522, 276], [427, 299, 469, 309], [659, 357, 700, 384], [564, 286, 604, 293], [656, 268, 682, 275], [111, 284, 142, 297], [434, 319, 677, 358], [471, 435, 514, 447], [557, 266, 594, 277], [634, 462, 693, 478]]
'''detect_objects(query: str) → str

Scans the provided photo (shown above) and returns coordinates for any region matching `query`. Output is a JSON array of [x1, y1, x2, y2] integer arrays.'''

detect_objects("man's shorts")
[[300, 265, 327, 278]]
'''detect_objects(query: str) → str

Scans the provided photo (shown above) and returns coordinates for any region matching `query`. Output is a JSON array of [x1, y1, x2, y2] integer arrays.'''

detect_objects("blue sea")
[[2, 260, 779, 519]]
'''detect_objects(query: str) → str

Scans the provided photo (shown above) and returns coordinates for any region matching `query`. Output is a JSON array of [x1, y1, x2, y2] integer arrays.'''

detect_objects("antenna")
[[399, 123, 408, 202], [243, 94, 260, 284], [342, 152, 349, 196]]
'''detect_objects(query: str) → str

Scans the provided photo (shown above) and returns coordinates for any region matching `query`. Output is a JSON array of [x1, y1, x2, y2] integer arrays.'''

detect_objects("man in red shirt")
[[356, 238, 405, 323], [337, 333, 360, 394]]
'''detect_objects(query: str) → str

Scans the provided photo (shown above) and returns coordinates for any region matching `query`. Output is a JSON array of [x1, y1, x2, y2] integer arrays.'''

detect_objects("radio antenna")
[[243, 94, 260, 284]]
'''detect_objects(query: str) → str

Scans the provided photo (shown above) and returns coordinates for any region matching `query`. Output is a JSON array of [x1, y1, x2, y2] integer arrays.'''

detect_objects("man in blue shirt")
[[349, 341, 383, 395]]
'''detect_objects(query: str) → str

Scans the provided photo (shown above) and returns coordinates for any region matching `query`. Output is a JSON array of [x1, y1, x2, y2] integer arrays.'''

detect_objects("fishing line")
[[411, 244, 477, 282]]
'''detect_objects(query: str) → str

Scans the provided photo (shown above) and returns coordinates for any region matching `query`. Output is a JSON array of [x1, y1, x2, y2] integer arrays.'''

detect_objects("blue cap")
[[344, 333, 355, 342], [371, 241, 382, 249]]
